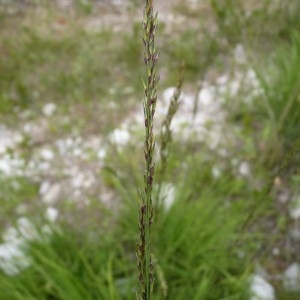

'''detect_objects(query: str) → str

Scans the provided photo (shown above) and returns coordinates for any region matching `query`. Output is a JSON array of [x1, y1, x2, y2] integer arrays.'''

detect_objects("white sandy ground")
[[250, 274, 275, 300]]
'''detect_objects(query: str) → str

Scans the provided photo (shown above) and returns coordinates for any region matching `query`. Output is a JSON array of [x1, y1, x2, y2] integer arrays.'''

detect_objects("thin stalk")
[[156, 64, 184, 212], [137, 1, 159, 299]]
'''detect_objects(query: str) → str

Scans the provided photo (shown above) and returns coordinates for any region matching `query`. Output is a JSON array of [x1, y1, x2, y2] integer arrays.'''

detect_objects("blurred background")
[[0, 1, 300, 299]]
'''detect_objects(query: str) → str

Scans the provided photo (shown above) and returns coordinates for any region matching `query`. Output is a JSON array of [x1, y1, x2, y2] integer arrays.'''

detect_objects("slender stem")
[[156, 64, 184, 212], [137, 1, 159, 299]]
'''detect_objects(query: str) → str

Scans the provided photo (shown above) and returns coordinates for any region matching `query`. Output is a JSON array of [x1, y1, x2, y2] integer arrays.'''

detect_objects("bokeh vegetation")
[[0, 0, 299, 299]]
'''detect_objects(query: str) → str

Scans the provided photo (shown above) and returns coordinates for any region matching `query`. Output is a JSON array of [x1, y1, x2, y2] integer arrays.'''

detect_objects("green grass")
[[256, 32, 300, 145], [0, 10, 142, 127], [0, 175, 253, 299], [0, 176, 39, 228]]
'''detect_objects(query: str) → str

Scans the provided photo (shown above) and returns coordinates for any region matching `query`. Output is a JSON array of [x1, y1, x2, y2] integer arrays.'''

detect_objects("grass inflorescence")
[[156, 64, 184, 212], [137, 1, 159, 299]]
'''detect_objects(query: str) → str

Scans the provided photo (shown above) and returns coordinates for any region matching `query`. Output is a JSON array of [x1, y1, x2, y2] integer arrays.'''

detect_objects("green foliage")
[[210, 0, 300, 49], [258, 32, 300, 144], [0, 18, 141, 118], [0, 227, 133, 300], [0, 171, 253, 300], [154, 200, 249, 299], [165, 29, 221, 80], [248, 31, 300, 170], [0, 176, 39, 225], [210, 0, 244, 44]]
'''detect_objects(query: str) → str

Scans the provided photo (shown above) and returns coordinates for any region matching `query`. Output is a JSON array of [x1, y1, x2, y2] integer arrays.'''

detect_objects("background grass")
[[0, 0, 300, 299]]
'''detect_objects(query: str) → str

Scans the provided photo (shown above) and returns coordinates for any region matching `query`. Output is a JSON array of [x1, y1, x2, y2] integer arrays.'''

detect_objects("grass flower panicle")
[[156, 65, 184, 211], [137, 1, 159, 299]]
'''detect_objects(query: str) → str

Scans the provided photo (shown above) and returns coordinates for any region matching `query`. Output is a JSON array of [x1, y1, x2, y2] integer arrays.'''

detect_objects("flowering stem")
[[156, 64, 184, 212], [137, 1, 159, 299]]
